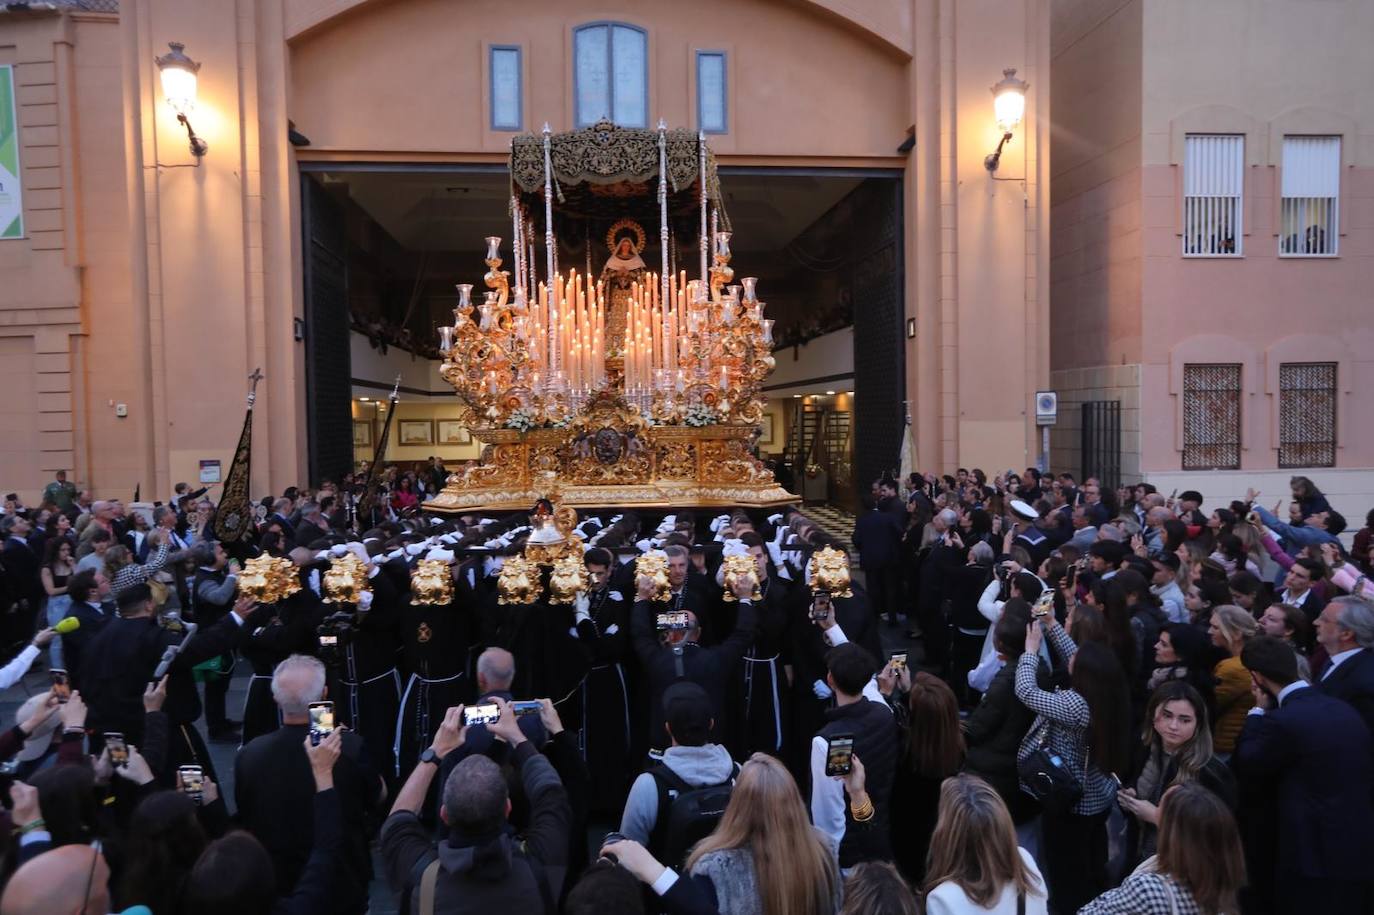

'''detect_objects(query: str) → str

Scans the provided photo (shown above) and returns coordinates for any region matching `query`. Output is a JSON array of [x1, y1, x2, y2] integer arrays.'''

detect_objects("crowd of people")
[[0, 465, 1370, 915]]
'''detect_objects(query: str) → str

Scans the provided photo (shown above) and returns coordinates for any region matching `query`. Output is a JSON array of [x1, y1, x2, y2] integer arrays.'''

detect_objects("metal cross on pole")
[[247, 367, 264, 407]]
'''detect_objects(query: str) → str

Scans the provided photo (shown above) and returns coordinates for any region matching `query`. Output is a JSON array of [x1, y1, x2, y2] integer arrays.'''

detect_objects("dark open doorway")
[[298, 163, 902, 506]]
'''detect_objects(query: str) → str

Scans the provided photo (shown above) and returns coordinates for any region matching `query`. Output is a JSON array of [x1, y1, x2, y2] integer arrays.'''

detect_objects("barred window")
[[1280, 136, 1339, 256], [1278, 362, 1336, 468], [1183, 135, 1243, 256], [1183, 364, 1242, 470]]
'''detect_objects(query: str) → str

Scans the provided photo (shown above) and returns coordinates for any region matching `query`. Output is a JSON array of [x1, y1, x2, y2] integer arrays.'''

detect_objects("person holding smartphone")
[[631, 570, 759, 751], [235, 654, 384, 913], [382, 700, 572, 915], [810, 643, 899, 869]]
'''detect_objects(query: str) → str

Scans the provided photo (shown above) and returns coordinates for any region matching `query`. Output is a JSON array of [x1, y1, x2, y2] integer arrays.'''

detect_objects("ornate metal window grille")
[[1278, 362, 1336, 468], [1182, 364, 1242, 470]]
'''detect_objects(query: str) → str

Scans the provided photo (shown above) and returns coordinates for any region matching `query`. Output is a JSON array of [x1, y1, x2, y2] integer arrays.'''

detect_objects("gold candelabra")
[[436, 233, 775, 431]]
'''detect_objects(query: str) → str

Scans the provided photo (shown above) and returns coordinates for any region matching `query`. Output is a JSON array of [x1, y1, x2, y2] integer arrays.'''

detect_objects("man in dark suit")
[[853, 495, 905, 627], [1234, 636, 1374, 914], [1313, 595, 1374, 737], [292, 501, 331, 547], [235, 654, 383, 914], [61, 569, 115, 690], [2, 515, 44, 645]]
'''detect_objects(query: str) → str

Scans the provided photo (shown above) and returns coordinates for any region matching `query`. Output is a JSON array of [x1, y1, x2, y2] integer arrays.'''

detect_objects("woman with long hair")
[[1083, 578, 1139, 680], [1118, 681, 1235, 864], [116, 790, 211, 914], [841, 862, 919, 915], [1289, 474, 1331, 519], [1208, 606, 1258, 756], [890, 673, 966, 884], [41, 537, 75, 668], [922, 774, 1047, 914], [1082, 784, 1245, 915], [604, 753, 840, 915], [1147, 623, 1217, 713], [1016, 616, 1132, 913]]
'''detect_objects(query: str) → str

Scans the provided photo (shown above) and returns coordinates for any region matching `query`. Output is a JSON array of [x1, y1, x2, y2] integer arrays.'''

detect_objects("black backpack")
[[646, 762, 741, 869]]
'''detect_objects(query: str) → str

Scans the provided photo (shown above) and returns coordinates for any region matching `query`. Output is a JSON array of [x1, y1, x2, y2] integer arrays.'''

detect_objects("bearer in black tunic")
[[722, 533, 793, 760], [84, 583, 261, 786], [329, 551, 402, 785], [239, 561, 324, 744], [394, 554, 473, 778], [570, 547, 634, 816], [631, 569, 758, 750]]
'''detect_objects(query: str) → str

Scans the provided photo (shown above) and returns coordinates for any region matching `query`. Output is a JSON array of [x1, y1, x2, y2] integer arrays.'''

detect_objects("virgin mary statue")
[[598, 219, 648, 355]]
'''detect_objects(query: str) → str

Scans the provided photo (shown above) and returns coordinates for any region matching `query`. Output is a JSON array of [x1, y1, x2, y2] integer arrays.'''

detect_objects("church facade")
[[1, 0, 1371, 520]]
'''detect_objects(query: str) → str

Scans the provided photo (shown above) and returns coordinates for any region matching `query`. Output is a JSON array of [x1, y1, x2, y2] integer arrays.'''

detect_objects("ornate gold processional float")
[[427, 121, 798, 513]]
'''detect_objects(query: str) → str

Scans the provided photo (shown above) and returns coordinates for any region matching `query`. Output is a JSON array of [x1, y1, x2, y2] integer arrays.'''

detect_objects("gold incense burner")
[[721, 553, 762, 602], [238, 555, 300, 604], [806, 546, 853, 598], [322, 553, 372, 604], [497, 556, 544, 605], [409, 559, 454, 606], [634, 552, 673, 603], [547, 554, 590, 605]]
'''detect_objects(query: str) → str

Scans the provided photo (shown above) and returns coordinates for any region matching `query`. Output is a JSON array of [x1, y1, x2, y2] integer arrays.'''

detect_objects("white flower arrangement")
[[684, 403, 718, 427], [505, 407, 538, 432]]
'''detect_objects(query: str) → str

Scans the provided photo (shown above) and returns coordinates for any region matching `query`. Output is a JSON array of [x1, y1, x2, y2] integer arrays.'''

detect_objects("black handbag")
[[1017, 723, 1084, 813]]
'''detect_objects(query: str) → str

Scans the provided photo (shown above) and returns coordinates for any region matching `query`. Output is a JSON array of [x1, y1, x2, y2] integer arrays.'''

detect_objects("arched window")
[[574, 23, 647, 128]]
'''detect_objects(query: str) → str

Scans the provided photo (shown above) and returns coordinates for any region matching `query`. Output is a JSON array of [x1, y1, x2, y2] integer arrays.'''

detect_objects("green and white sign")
[[0, 66, 23, 240]]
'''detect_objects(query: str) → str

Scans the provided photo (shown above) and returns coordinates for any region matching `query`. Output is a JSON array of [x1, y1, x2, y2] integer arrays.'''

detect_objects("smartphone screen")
[[179, 766, 204, 803], [104, 733, 128, 768], [825, 735, 855, 777], [50, 669, 71, 704], [462, 703, 501, 726], [308, 701, 335, 745], [656, 611, 691, 631], [318, 634, 338, 647], [810, 592, 832, 621], [511, 700, 542, 718], [889, 652, 907, 671]]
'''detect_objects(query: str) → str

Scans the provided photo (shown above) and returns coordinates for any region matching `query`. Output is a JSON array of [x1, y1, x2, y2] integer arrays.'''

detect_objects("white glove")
[[357, 591, 374, 612], [812, 679, 834, 700], [426, 548, 455, 563], [767, 513, 783, 525], [329, 544, 350, 558], [721, 538, 748, 557], [573, 593, 591, 624]]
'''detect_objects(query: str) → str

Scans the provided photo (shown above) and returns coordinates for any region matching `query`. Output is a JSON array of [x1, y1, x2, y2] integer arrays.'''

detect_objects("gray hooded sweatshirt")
[[619, 743, 737, 844]]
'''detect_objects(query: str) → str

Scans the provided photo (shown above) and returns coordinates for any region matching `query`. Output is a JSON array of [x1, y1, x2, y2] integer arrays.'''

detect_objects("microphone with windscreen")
[[152, 621, 198, 682]]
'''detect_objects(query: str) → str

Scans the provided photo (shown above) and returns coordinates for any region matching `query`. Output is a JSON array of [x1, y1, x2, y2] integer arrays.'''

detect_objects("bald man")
[[1, 845, 109, 915], [438, 647, 548, 786]]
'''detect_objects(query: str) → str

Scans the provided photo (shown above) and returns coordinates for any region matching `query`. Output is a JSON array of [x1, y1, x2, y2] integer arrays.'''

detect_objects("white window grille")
[[696, 51, 727, 134], [574, 23, 648, 128], [1183, 134, 1243, 256], [489, 46, 522, 131], [1280, 136, 1339, 256]]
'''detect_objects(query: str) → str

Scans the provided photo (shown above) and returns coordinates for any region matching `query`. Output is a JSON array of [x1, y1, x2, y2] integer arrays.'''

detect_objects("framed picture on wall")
[[353, 421, 372, 447], [398, 420, 434, 446], [436, 420, 471, 445], [757, 414, 778, 448]]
